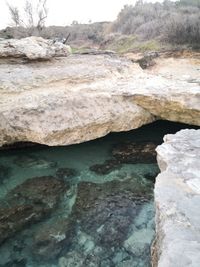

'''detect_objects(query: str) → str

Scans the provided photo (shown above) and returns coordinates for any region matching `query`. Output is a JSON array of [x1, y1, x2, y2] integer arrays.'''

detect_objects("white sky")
[[0, 0, 165, 30]]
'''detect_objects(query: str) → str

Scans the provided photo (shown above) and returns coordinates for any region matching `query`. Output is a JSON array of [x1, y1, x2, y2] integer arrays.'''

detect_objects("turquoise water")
[[0, 121, 196, 267]]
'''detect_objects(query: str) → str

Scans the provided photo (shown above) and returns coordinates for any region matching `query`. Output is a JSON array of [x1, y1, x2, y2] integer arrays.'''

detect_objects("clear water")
[[0, 121, 196, 267]]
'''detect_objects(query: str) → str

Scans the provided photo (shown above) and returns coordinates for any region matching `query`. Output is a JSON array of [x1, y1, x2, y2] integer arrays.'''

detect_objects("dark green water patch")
[[0, 120, 198, 267]]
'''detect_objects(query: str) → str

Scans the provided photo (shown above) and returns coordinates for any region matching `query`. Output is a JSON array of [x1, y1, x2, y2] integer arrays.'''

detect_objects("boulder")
[[0, 36, 71, 60]]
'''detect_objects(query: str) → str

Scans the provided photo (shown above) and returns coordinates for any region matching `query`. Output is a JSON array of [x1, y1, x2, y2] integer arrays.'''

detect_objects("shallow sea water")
[[0, 121, 195, 267]]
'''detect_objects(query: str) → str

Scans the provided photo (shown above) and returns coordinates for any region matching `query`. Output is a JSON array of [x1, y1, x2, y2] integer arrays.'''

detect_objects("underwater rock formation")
[[13, 154, 57, 169], [112, 141, 158, 164], [0, 164, 11, 184], [72, 179, 151, 248], [55, 167, 77, 180], [0, 176, 68, 244], [89, 159, 122, 175], [32, 218, 74, 262]]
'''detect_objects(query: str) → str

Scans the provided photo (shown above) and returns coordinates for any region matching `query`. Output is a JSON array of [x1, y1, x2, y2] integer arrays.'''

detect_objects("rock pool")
[[0, 121, 194, 267]]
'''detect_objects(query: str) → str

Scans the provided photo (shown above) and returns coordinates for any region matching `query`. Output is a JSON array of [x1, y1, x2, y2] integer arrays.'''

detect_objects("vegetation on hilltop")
[[1, 0, 200, 52]]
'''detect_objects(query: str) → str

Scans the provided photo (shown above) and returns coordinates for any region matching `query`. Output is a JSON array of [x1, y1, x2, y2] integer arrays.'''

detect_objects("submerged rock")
[[13, 154, 57, 169], [0, 176, 68, 244], [32, 218, 74, 262], [112, 142, 158, 164], [58, 252, 84, 267], [72, 179, 150, 248], [1, 259, 27, 267], [56, 167, 77, 180], [89, 159, 122, 175]]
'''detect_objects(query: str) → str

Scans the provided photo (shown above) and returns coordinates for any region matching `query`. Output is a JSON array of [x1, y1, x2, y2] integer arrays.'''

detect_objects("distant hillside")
[[1, 0, 200, 52]]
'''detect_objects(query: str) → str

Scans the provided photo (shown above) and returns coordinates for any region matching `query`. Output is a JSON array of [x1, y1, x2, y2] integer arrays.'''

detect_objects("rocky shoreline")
[[0, 37, 200, 266]]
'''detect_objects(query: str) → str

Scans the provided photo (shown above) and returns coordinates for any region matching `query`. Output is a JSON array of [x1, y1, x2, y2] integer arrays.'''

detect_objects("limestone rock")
[[0, 53, 199, 147], [0, 54, 154, 147], [132, 57, 200, 126], [0, 36, 71, 60], [154, 129, 200, 267]]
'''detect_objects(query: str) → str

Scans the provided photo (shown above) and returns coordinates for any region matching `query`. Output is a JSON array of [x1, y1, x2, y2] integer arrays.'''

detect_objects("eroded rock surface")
[[0, 54, 155, 147], [154, 129, 200, 267], [0, 49, 199, 147]]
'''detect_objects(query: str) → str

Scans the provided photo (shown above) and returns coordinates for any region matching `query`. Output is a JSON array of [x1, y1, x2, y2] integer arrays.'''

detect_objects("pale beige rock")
[[154, 129, 200, 267], [0, 36, 71, 59], [0, 52, 199, 147], [0, 55, 154, 146], [132, 57, 200, 126]]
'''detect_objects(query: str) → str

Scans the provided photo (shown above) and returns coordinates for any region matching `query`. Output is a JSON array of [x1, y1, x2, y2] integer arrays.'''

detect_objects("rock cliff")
[[154, 129, 200, 267]]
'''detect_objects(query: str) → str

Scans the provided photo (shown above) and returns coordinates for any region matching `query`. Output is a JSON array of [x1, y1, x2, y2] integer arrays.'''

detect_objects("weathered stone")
[[0, 53, 199, 147], [112, 142, 158, 164], [89, 159, 121, 175], [0, 54, 155, 147], [0, 176, 68, 244], [136, 52, 158, 69], [154, 129, 200, 267], [0, 36, 71, 60]]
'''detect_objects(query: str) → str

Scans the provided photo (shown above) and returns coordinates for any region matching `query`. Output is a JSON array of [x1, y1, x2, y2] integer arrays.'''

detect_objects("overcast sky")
[[0, 0, 165, 30]]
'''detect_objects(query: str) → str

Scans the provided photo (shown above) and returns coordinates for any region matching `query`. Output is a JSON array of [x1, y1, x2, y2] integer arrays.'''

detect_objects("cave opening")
[[0, 120, 199, 267]]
